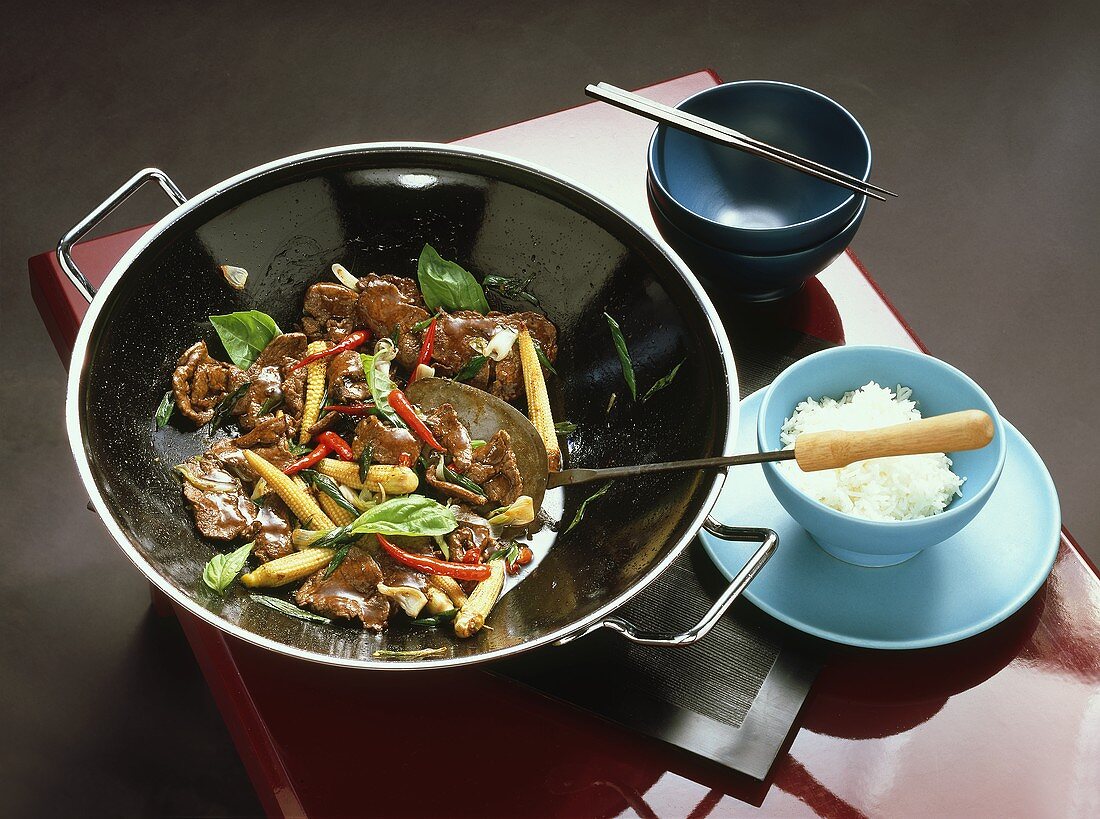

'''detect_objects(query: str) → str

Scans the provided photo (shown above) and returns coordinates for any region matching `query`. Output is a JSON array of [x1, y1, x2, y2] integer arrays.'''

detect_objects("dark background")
[[2, 1, 1097, 815]]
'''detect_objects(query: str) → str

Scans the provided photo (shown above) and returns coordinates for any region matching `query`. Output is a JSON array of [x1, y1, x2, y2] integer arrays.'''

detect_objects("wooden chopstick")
[[585, 83, 895, 201]]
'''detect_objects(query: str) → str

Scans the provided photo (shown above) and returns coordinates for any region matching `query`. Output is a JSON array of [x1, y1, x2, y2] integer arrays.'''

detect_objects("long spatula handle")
[[794, 410, 994, 472]]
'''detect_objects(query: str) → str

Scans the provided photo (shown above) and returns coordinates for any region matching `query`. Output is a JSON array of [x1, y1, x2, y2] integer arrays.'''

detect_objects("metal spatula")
[[405, 378, 994, 513]]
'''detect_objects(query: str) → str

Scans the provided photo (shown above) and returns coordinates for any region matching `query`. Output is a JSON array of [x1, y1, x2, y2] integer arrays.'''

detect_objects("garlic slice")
[[219, 264, 248, 290], [483, 327, 519, 361], [331, 263, 358, 290]]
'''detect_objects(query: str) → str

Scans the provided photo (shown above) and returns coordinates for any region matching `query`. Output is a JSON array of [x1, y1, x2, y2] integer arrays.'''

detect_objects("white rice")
[[779, 382, 965, 521]]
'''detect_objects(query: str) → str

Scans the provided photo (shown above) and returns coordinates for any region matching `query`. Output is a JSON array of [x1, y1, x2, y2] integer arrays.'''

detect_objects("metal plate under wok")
[[66, 143, 738, 669]]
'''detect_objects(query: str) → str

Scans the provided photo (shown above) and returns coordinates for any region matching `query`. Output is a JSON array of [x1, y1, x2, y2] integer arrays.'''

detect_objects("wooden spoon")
[[405, 378, 994, 512]]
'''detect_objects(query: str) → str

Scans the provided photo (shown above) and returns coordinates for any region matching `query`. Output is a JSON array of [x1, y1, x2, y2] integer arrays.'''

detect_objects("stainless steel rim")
[[64, 141, 740, 670]]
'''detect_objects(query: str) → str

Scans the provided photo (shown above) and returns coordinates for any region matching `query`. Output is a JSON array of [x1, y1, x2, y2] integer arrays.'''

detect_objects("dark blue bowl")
[[650, 180, 866, 301], [648, 81, 871, 255]]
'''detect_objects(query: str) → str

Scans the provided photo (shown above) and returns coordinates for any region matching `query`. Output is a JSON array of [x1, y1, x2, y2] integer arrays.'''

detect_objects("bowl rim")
[[649, 179, 867, 260], [647, 79, 873, 237], [757, 345, 1008, 530]]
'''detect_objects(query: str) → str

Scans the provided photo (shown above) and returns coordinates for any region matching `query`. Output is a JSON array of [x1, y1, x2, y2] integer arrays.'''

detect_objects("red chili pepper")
[[461, 547, 482, 565], [387, 389, 445, 452], [396, 452, 415, 468], [316, 431, 354, 461], [322, 404, 376, 416], [506, 546, 533, 576], [410, 317, 438, 382], [376, 534, 491, 581], [289, 330, 370, 372], [283, 443, 332, 475]]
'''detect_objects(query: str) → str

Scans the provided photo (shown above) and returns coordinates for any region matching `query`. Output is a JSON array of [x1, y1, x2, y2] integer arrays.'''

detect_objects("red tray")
[[31, 71, 1100, 818]]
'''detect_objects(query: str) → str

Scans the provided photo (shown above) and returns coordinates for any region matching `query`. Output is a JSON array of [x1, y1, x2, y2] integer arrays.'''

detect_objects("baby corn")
[[428, 575, 468, 608], [299, 340, 329, 444], [454, 559, 506, 638], [242, 449, 335, 531], [240, 548, 334, 588], [317, 491, 356, 527], [518, 328, 560, 471], [316, 459, 418, 495]]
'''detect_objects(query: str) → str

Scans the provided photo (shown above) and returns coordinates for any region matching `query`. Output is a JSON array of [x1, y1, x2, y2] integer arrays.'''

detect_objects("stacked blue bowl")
[[648, 81, 872, 301]]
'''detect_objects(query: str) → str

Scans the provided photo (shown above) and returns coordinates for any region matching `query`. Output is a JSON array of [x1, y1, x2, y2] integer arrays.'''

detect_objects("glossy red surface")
[[32, 72, 1100, 817]]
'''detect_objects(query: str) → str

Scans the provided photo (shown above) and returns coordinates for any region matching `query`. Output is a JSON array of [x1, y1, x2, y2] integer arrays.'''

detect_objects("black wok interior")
[[77, 147, 731, 665]]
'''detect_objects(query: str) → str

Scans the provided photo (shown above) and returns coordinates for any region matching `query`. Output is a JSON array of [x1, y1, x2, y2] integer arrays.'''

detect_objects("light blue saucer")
[[701, 388, 1060, 649]]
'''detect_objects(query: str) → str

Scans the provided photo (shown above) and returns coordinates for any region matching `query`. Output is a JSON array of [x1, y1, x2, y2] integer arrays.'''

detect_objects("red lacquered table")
[[32, 71, 1100, 818]]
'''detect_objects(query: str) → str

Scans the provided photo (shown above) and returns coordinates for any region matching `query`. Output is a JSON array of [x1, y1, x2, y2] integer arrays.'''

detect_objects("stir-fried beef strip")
[[295, 545, 391, 629], [351, 415, 422, 464], [326, 350, 371, 404], [356, 274, 430, 346], [229, 416, 298, 472], [424, 403, 473, 473], [446, 508, 497, 563], [466, 430, 523, 507], [180, 455, 261, 541], [236, 332, 308, 433], [251, 495, 294, 563], [172, 341, 248, 426], [302, 282, 360, 343]]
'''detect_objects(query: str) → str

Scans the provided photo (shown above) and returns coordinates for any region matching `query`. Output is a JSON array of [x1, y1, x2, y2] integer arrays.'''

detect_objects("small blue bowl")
[[650, 186, 865, 301], [758, 346, 1007, 566], [648, 81, 871, 255]]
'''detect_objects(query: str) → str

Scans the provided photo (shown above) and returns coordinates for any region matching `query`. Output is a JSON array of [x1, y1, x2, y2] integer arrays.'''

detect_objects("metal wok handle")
[[58, 168, 187, 303], [556, 519, 778, 647]]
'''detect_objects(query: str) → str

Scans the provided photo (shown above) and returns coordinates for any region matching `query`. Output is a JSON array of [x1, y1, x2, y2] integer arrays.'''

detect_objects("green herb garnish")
[[323, 543, 352, 579], [440, 461, 486, 497], [209, 310, 281, 369], [209, 381, 251, 430], [454, 355, 487, 382], [554, 421, 577, 434], [409, 311, 443, 333], [257, 393, 284, 416], [155, 390, 175, 428], [288, 441, 312, 456], [361, 352, 404, 428], [373, 647, 449, 659], [642, 358, 685, 402], [483, 274, 540, 307], [486, 542, 521, 563], [250, 594, 332, 623], [603, 312, 636, 400], [534, 340, 557, 376], [470, 439, 486, 449], [302, 470, 358, 516], [202, 541, 253, 594], [409, 609, 459, 627], [564, 481, 614, 535], [358, 442, 374, 483], [417, 244, 489, 313]]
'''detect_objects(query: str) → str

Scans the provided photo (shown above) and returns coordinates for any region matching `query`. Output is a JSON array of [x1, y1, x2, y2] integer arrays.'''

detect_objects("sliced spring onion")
[[175, 463, 237, 493], [303, 470, 358, 516], [257, 392, 283, 416], [534, 340, 557, 376], [331, 262, 358, 289], [358, 442, 374, 483], [483, 327, 518, 361], [322, 543, 352, 579], [409, 608, 458, 627], [603, 312, 636, 400], [483, 273, 540, 307], [553, 421, 577, 434], [219, 264, 248, 290], [250, 594, 332, 623], [373, 647, 448, 659], [564, 482, 614, 535], [642, 358, 686, 402], [454, 355, 487, 382], [209, 381, 251, 430]]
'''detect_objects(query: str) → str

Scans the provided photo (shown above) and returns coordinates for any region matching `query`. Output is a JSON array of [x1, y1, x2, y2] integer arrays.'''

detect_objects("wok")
[[61, 143, 776, 669]]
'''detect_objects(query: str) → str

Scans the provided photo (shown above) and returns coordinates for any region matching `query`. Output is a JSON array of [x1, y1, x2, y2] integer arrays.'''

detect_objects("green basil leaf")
[[533, 341, 558, 376], [454, 355, 487, 382], [250, 594, 332, 623], [417, 244, 489, 314], [349, 494, 457, 537], [603, 313, 636, 400], [553, 421, 577, 434], [155, 391, 175, 428], [642, 358, 686, 402], [257, 392, 284, 416], [360, 353, 404, 428], [202, 541, 253, 594], [373, 647, 449, 659], [564, 481, 614, 535], [209, 311, 282, 369]]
